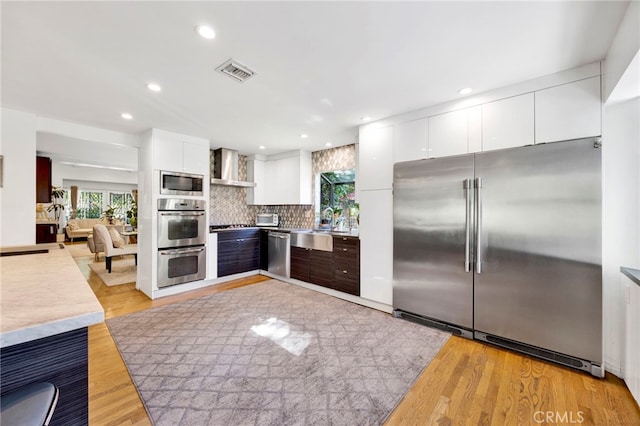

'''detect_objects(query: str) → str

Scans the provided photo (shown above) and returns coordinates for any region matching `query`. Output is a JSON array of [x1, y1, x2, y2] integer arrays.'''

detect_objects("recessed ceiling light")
[[300, 134, 308, 139], [361, 116, 371, 122], [147, 82, 162, 92], [121, 113, 133, 120], [458, 87, 472, 95], [258, 145, 266, 150], [325, 142, 333, 147], [195, 25, 216, 40]]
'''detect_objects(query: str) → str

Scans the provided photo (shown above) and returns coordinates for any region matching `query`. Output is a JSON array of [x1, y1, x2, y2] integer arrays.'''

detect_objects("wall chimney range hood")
[[211, 148, 256, 187]]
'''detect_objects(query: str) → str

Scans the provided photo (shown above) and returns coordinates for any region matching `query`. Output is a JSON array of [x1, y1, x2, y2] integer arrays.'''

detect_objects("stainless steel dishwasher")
[[268, 231, 290, 278]]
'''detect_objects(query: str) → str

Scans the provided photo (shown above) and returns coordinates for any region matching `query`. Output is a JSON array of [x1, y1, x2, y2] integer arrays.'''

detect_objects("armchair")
[[92, 224, 137, 273]]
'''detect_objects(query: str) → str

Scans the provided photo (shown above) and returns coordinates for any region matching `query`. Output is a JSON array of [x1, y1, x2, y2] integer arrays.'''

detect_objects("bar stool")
[[0, 382, 59, 426]]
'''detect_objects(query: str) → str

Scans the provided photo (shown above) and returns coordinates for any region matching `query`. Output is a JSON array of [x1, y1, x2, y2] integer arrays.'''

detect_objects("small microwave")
[[256, 213, 279, 227], [160, 171, 204, 196]]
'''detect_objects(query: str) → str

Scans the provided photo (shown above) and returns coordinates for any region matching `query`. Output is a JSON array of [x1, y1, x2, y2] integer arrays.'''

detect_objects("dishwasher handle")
[[269, 232, 290, 239]]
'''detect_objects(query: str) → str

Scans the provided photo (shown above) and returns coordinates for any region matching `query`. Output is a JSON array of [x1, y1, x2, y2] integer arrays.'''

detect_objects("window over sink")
[[318, 169, 358, 229]]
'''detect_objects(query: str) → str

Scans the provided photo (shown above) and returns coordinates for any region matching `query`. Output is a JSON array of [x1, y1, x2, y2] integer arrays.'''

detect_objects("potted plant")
[[46, 186, 66, 222], [102, 205, 119, 225], [126, 200, 137, 229]]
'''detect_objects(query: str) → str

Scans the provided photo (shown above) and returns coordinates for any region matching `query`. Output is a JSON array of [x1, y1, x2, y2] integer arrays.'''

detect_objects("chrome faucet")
[[322, 207, 334, 229]]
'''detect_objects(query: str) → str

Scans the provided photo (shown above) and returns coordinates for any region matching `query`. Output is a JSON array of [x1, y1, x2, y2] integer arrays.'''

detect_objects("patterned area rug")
[[107, 280, 449, 425], [88, 257, 136, 286]]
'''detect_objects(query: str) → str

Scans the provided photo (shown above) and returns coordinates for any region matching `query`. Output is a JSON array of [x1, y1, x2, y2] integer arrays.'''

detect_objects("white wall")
[[52, 162, 137, 187], [0, 108, 37, 246], [601, 0, 640, 377], [603, 1, 640, 102], [602, 96, 640, 376]]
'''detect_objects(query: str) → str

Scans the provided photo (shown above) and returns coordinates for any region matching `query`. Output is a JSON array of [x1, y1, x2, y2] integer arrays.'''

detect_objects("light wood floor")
[[73, 247, 640, 425]]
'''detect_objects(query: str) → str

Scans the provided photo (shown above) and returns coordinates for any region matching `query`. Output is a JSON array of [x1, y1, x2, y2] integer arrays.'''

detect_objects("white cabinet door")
[[483, 93, 534, 151], [468, 105, 482, 153], [277, 156, 300, 204], [394, 118, 429, 163], [359, 189, 393, 306], [428, 109, 469, 158], [358, 126, 394, 190], [182, 141, 210, 175], [535, 76, 601, 143], [154, 136, 184, 172], [625, 274, 640, 405], [246, 159, 267, 205], [207, 233, 218, 279]]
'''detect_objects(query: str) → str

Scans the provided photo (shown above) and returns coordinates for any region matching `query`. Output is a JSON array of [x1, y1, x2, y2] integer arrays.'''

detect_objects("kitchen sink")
[[290, 230, 333, 251]]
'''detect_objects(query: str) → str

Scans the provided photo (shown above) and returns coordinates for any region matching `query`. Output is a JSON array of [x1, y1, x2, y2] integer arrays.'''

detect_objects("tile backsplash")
[[209, 145, 355, 228]]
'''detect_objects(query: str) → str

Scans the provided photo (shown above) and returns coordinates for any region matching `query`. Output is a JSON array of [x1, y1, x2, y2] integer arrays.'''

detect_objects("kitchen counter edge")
[[0, 245, 105, 348], [621, 266, 640, 287]]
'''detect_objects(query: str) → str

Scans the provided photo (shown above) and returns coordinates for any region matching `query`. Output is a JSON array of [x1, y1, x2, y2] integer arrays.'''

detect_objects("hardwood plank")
[[66, 242, 640, 425]]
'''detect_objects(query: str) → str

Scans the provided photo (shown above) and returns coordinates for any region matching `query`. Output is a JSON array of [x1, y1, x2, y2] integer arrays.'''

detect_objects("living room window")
[[73, 190, 134, 223], [76, 191, 103, 219]]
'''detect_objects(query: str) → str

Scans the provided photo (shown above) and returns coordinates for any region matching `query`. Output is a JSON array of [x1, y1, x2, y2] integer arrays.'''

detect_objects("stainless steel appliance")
[[160, 170, 204, 196], [256, 213, 279, 227], [393, 138, 603, 376], [210, 148, 257, 187], [157, 246, 206, 288], [268, 231, 290, 278], [157, 199, 207, 249]]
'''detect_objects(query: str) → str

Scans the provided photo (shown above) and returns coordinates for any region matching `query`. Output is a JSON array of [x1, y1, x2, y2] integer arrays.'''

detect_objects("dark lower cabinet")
[[291, 247, 334, 289], [333, 236, 360, 296], [309, 250, 334, 288], [290, 246, 309, 282], [217, 229, 260, 277], [259, 230, 269, 270], [290, 236, 359, 295], [0, 328, 88, 426], [36, 223, 58, 243]]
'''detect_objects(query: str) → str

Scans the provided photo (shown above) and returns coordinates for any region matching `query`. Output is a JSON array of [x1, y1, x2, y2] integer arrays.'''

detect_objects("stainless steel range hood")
[[211, 148, 256, 187]]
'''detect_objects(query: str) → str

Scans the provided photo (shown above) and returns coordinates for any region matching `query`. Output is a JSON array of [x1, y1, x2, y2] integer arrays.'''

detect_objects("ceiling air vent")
[[216, 59, 256, 83]]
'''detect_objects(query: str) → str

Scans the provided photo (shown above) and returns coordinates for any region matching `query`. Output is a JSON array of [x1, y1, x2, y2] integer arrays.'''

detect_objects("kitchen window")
[[319, 169, 358, 228]]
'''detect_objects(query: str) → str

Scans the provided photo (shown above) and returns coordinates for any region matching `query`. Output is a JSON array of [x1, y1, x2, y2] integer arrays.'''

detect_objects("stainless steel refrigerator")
[[392, 138, 603, 376]]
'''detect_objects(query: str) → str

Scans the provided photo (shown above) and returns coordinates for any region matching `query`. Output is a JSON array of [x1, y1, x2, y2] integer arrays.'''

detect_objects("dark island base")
[[1, 328, 88, 426]]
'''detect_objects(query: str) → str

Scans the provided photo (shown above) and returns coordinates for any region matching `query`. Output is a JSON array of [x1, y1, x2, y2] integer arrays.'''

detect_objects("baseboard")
[[259, 271, 393, 314]]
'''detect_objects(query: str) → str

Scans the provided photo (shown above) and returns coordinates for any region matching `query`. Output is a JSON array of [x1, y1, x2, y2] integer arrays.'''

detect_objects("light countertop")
[[0, 245, 104, 348]]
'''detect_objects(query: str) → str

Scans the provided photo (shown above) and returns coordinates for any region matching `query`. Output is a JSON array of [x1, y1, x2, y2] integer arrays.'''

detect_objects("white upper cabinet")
[[394, 118, 429, 163], [246, 150, 312, 205], [246, 158, 267, 205], [428, 109, 469, 158], [482, 93, 534, 151], [154, 135, 183, 172], [468, 105, 482, 153], [153, 130, 210, 175], [535, 76, 601, 143], [358, 126, 394, 190], [182, 142, 210, 175]]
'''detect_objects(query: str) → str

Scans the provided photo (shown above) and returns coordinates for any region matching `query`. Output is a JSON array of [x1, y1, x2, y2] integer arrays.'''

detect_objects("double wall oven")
[[157, 198, 207, 288]]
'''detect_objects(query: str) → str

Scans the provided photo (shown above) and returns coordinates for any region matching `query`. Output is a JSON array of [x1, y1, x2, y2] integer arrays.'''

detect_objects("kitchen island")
[[0, 244, 104, 425]]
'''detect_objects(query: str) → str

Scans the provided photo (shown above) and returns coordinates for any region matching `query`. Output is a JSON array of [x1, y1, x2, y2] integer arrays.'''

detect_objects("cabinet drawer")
[[216, 229, 259, 242], [334, 271, 360, 296], [334, 257, 359, 273], [333, 236, 359, 250]]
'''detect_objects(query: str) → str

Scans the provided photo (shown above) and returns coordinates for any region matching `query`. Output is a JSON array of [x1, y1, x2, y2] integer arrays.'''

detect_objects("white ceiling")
[[1, 1, 629, 157]]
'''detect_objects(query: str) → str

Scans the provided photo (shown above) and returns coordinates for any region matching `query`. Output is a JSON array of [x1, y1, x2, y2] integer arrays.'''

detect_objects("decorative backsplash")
[[209, 145, 355, 228]]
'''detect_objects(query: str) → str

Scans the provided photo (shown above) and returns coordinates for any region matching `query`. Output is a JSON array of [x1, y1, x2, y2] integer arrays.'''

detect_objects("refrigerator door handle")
[[475, 177, 483, 273], [464, 179, 472, 272]]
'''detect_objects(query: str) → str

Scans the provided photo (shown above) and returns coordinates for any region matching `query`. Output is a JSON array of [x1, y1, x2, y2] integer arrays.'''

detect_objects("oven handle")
[[159, 212, 206, 216], [159, 247, 206, 255]]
